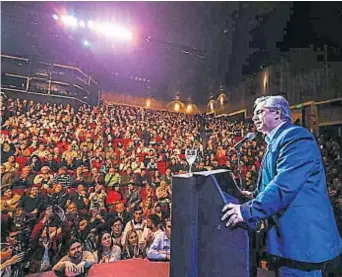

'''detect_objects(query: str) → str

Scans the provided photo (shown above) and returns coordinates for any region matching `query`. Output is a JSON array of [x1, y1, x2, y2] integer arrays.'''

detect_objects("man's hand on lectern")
[[221, 203, 244, 227]]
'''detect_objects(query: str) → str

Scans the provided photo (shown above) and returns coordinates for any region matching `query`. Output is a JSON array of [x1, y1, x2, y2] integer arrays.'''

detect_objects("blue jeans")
[[277, 266, 322, 277]]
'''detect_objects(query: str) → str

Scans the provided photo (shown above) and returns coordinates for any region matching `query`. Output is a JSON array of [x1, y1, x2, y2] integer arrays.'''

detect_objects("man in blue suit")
[[221, 96, 341, 277]]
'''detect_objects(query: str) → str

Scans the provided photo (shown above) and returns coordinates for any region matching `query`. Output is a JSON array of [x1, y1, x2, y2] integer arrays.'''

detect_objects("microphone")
[[229, 132, 256, 153]]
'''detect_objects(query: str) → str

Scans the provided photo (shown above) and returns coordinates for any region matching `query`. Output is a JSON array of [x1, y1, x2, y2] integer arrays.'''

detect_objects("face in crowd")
[[67, 203, 77, 214], [128, 230, 138, 246], [100, 232, 113, 248], [164, 220, 172, 239], [133, 208, 143, 223], [68, 241, 83, 260], [29, 187, 39, 198], [79, 219, 88, 232], [111, 220, 123, 236]]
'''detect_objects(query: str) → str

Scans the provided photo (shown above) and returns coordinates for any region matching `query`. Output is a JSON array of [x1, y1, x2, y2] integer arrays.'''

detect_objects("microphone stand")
[[236, 147, 243, 189]]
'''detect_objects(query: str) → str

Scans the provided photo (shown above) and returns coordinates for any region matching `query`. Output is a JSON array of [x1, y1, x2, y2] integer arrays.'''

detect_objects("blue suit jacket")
[[240, 122, 341, 263]]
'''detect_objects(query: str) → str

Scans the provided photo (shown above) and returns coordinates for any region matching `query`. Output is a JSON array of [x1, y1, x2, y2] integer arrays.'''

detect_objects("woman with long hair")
[[93, 231, 121, 264], [121, 229, 145, 260]]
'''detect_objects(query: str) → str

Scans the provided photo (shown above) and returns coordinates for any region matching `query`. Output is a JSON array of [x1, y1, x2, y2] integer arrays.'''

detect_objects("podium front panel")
[[170, 175, 199, 277], [170, 171, 250, 277]]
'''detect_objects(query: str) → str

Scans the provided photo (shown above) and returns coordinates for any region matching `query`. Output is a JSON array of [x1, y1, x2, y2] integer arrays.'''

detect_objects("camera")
[[51, 196, 61, 215]]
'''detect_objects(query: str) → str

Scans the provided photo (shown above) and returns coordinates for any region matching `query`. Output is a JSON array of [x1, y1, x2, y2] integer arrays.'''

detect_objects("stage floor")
[[27, 259, 170, 277], [26, 259, 276, 277]]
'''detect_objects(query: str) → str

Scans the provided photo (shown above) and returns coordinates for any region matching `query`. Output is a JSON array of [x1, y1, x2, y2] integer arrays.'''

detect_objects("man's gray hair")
[[254, 95, 291, 122]]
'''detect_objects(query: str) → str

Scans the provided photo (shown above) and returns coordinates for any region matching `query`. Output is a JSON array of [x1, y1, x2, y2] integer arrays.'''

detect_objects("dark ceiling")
[[1, 1, 241, 104], [2, 2, 341, 104]]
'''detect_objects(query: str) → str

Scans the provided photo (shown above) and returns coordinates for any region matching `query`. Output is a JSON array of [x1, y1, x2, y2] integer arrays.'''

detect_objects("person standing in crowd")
[[221, 96, 342, 277]]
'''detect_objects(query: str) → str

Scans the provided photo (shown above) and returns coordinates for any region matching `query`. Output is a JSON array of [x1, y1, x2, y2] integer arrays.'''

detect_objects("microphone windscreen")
[[246, 132, 256, 140]]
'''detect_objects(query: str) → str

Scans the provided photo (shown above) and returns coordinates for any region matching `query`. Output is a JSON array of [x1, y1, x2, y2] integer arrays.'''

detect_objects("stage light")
[[112, 26, 133, 40], [79, 20, 86, 27], [83, 40, 90, 47], [97, 23, 114, 37], [95, 23, 132, 40], [87, 20, 94, 29], [53, 14, 59, 20], [62, 15, 78, 27]]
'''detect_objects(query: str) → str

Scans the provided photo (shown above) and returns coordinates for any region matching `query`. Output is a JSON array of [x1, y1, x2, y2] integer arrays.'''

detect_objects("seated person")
[[141, 214, 163, 252], [93, 231, 121, 263], [19, 186, 44, 217], [121, 229, 145, 260], [109, 217, 124, 248], [147, 218, 171, 261]]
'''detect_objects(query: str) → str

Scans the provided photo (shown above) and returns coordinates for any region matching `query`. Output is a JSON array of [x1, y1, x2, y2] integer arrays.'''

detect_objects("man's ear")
[[275, 110, 281, 120]]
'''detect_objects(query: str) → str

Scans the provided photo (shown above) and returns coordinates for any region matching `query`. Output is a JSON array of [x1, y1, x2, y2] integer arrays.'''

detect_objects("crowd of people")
[[0, 97, 341, 276]]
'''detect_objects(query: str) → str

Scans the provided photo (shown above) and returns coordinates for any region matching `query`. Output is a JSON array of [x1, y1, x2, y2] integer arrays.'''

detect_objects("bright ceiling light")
[[95, 23, 132, 40], [97, 23, 114, 37], [87, 20, 94, 29], [112, 26, 133, 40], [79, 20, 86, 27], [61, 15, 78, 27], [52, 14, 59, 20]]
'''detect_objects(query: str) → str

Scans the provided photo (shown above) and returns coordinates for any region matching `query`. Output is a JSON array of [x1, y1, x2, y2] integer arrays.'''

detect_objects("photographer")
[[29, 206, 70, 273], [78, 218, 97, 253], [0, 240, 25, 277], [65, 203, 81, 239]]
